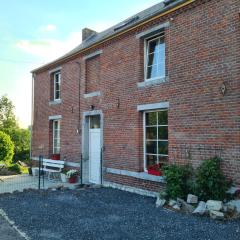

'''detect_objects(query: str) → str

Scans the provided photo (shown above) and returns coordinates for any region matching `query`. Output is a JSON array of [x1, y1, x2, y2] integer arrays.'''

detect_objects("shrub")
[[8, 163, 21, 174], [163, 164, 193, 200], [0, 130, 14, 164], [195, 157, 229, 201]]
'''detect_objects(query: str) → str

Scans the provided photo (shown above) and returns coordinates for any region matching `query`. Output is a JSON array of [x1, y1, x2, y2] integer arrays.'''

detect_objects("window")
[[53, 71, 61, 100], [145, 32, 165, 81], [144, 110, 168, 170], [53, 120, 60, 154]]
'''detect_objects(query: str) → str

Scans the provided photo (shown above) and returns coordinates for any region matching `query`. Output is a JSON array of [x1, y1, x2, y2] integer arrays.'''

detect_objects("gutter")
[[31, 0, 195, 73]]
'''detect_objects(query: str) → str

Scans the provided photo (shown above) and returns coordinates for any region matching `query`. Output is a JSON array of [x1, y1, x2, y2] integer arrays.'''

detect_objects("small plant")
[[0, 131, 14, 165], [195, 157, 229, 201], [66, 169, 79, 178], [163, 164, 193, 200], [61, 168, 68, 174], [7, 163, 21, 174]]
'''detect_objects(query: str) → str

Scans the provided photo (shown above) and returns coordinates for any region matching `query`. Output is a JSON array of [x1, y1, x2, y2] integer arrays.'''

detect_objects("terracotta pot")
[[69, 176, 78, 183], [51, 154, 60, 160]]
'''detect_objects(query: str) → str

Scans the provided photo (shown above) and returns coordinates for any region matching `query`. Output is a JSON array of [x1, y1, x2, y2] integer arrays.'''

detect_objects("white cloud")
[[39, 24, 57, 32]]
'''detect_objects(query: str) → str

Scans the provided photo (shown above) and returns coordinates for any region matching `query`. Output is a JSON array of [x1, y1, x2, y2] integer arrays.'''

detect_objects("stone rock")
[[226, 186, 240, 195], [177, 198, 195, 214], [209, 210, 225, 220], [227, 200, 240, 213], [172, 204, 181, 211], [169, 199, 177, 207], [187, 194, 198, 204], [193, 201, 207, 215], [206, 200, 223, 211], [156, 197, 166, 208]]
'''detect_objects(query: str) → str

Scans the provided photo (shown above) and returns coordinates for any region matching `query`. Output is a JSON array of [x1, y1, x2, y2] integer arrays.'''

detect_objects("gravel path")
[[0, 188, 239, 240]]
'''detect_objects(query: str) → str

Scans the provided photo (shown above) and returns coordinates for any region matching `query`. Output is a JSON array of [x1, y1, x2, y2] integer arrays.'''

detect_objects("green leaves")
[[0, 130, 14, 164]]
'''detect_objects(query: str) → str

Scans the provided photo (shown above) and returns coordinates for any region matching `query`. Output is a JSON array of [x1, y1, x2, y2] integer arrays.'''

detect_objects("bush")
[[163, 164, 193, 200], [195, 157, 229, 201], [7, 163, 21, 174], [0, 130, 14, 164]]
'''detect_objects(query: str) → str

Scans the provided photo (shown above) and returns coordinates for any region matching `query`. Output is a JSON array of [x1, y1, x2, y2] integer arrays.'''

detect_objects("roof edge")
[[31, 0, 194, 74]]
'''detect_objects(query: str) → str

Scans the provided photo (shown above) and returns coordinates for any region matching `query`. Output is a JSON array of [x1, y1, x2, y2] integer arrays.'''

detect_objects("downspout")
[[75, 61, 82, 184]]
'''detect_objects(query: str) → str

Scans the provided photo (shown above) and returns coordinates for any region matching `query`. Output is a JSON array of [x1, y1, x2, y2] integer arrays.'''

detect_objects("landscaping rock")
[[187, 194, 198, 204], [226, 186, 240, 195], [156, 197, 166, 208], [227, 200, 240, 213], [193, 201, 207, 215], [177, 198, 194, 214], [169, 199, 177, 207], [209, 210, 225, 220], [172, 204, 181, 211], [206, 200, 223, 211]]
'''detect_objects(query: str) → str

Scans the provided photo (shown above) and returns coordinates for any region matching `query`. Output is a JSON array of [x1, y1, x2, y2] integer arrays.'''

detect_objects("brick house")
[[31, 0, 240, 194]]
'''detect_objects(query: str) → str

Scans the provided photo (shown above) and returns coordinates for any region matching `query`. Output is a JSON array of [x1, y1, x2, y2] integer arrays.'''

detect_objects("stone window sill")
[[84, 91, 101, 98], [49, 99, 62, 106], [137, 77, 167, 88]]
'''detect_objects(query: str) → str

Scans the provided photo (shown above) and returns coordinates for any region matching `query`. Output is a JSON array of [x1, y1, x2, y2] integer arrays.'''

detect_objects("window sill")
[[137, 77, 167, 88], [49, 99, 62, 106], [105, 167, 165, 183], [84, 91, 101, 98]]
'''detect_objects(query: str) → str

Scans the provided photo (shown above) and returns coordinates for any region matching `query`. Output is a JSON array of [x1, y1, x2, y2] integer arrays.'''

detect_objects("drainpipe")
[[30, 73, 35, 161]]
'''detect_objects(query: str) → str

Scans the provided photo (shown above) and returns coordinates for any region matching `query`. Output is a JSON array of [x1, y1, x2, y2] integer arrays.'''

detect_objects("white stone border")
[[137, 101, 169, 111], [103, 181, 158, 198], [83, 50, 103, 60], [48, 66, 62, 74], [84, 91, 101, 98], [48, 115, 62, 120], [0, 208, 31, 240]]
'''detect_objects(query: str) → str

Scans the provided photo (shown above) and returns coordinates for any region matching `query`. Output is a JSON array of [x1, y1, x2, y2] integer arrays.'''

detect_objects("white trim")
[[53, 120, 60, 154], [31, 157, 80, 167], [53, 71, 61, 101], [136, 21, 170, 39], [103, 181, 158, 198], [83, 50, 103, 60], [84, 91, 101, 98], [137, 77, 167, 88], [48, 115, 62, 120], [137, 102, 169, 111], [48, 66, 62, 74], [105, 167, 165, 183]]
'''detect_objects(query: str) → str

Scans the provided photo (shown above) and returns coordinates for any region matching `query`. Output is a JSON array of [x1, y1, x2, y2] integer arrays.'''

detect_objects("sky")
[[0, 0, 161, 128]]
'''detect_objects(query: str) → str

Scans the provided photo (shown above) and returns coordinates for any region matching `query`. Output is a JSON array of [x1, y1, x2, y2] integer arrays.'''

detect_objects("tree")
[[0, 131, 14, 164]]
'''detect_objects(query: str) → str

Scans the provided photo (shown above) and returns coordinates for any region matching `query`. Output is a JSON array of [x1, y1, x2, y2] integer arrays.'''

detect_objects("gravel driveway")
[[0, 187, 239, 240]]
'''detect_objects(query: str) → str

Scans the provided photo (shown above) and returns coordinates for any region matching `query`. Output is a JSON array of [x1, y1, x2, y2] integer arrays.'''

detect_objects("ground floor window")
[[144, 109, 168, 170], [53, 120, 61, 154]]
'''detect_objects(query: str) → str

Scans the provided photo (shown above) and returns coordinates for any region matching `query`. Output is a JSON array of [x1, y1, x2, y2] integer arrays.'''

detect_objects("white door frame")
[[81, 110, 103, 184]]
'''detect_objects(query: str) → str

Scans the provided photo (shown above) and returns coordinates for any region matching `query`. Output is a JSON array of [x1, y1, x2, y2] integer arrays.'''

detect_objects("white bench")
[[42, 159, 65, 180]]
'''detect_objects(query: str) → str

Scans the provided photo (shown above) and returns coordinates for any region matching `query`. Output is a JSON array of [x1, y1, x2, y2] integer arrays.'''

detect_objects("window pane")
[[146, 127, 157, 139], [90, 115, 100, 129], [146, 141, 157, 154], [147, 65, 158, 79], [158, 111, 168, 125], [146, 112, 157, 126], [158, 126, 168, 140], [146, 155, 157, 169], [148, 52, 159, 66], [158, 141, 168, 155], [158, 155, 168, 163], [148, 39, 158, 53]]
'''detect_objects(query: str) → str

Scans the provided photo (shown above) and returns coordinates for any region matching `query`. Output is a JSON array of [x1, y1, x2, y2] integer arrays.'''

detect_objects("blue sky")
[[0, 0, 161, 128]]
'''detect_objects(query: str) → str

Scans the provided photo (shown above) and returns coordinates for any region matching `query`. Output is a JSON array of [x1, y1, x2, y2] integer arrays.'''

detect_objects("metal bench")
[[42, 159, 65, 180]]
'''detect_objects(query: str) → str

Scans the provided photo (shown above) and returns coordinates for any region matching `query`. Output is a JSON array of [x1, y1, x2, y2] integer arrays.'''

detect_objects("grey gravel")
[[0, 188, 239, 240]]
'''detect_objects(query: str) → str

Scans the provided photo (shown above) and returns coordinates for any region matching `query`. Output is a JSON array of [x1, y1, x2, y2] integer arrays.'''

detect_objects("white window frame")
[[53, 120, 61, 154], [53, 71, 61, 101], [143, 109, 168, 172], [144, 32, 165, 82]]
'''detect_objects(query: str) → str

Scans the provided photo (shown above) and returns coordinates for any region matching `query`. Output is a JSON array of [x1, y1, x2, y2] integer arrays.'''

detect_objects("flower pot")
[[60, 173, 67, 183], [68, 176, 78, 184], [148, 169, 162, 176], [51, 154, 60, 160]]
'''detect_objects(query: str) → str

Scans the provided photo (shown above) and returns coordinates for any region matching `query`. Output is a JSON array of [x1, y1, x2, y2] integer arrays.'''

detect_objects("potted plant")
[[60, 169, 68, 183], [148, 163, 162, 176], [66, 169, 79, 183]]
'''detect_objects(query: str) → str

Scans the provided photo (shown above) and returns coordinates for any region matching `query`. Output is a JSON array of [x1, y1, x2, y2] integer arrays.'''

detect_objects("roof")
[[32, 0, 191, 73]]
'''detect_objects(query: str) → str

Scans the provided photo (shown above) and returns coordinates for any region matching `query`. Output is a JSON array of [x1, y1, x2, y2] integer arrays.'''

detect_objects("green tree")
[[0, 130, 14, 164]]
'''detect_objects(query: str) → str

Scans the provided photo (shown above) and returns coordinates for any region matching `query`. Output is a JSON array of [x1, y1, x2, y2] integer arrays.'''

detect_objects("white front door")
[[89, 116, 101, 184]]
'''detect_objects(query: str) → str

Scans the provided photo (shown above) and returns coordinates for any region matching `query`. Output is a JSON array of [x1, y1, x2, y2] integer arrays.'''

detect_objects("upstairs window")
[[145, 32, 165, 81], [53, 71, 61, 100]]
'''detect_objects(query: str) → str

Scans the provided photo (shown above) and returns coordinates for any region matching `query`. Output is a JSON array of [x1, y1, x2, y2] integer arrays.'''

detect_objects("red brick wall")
[[86, 55, 100, 93], [32, 0, 240, 190]]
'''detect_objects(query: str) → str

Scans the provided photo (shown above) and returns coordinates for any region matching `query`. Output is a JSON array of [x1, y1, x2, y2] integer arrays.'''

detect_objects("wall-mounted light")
[[220, 82, 227, 96]]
